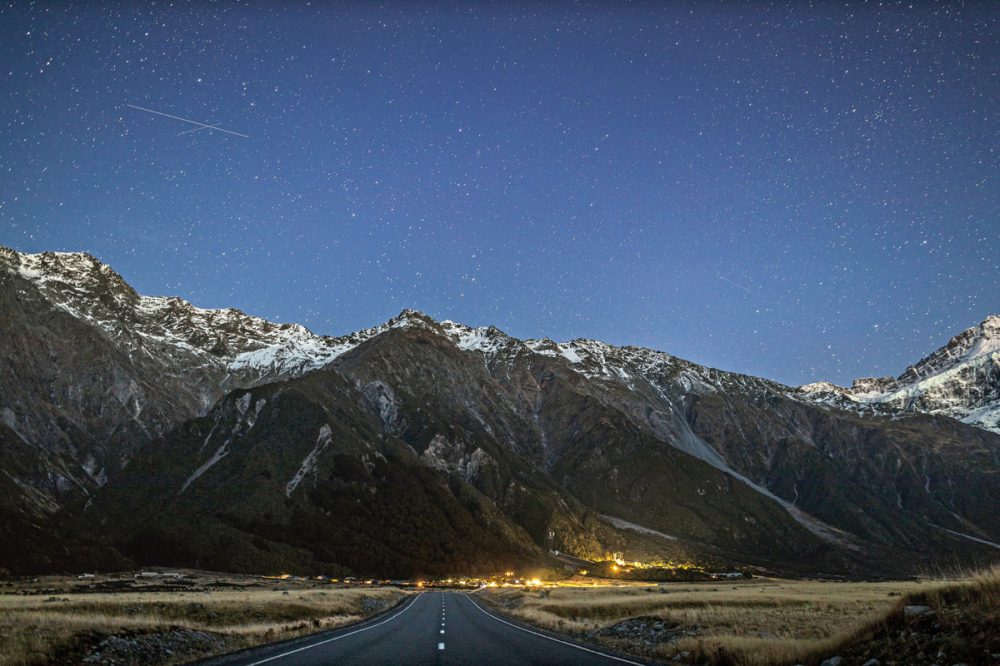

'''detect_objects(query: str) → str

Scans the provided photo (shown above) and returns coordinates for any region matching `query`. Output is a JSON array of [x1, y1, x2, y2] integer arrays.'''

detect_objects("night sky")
[[2, 2, 997, 387]]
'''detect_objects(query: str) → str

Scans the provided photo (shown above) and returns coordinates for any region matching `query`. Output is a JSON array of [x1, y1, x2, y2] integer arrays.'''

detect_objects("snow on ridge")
[[798, 381, 847, 394], [13, 246, 999, 435], [227, 338, 353, 374], [968, 319, 1000, 359], [389, 309, 435, 330], [523, 338, 558, 357], [802, 350, 1000, 434], [13, 246, 694, 393], [440, 320, 516, 362], [442, 321, 500, 351], [7, 246, 356, 379], [13, 249, 99, 279]]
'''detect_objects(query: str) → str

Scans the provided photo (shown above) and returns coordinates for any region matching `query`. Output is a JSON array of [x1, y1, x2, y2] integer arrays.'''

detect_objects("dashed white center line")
[[438, 642, 446, 650], [440, 629, 445, 634]]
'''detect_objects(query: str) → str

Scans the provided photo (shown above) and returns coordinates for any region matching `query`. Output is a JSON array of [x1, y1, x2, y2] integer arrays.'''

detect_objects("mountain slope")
[[88, 372, 552, 577], [435, 320, 1000, 563], [94, 310, 1000, 577]]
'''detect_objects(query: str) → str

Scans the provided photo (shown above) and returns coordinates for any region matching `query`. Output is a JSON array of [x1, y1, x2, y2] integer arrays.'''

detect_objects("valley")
[[3, 3, 996, 663], [3, 567, 997, 665]]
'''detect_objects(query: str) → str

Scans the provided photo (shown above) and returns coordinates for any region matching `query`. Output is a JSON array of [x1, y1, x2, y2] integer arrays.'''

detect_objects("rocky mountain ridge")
[[2, 245, 999, 577], [0, 248, 430, 500], [799, 315, 1000, 433]]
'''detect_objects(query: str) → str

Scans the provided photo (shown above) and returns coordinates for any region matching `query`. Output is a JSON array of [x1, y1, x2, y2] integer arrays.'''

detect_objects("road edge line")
[[244, 592, 421, 665], [198, 592, 418, 664], [461, 592, 646, 665]]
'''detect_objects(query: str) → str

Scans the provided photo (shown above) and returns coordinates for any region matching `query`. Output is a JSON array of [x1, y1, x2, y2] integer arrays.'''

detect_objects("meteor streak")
[[717, 274, 761, 297], [126, 104, 248, 138], [178, 123, 221, 136]]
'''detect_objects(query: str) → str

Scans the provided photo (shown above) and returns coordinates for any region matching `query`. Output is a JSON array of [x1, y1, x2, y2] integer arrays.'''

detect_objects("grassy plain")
[[0, 571, 406, 665], [480, 570, 999, 665], [4, 567, 997, 664]]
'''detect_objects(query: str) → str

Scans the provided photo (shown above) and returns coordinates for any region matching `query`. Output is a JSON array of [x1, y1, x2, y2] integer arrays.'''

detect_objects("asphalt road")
[[203, 590, 648, 665]]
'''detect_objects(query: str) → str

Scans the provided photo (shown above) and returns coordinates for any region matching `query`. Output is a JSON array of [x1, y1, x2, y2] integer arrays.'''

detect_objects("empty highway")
[[203, 590, 648, 665]]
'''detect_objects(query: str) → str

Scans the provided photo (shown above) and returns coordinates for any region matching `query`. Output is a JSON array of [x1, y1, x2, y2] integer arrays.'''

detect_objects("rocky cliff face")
[[2, 246, 999, 577], [799, 315, 1000, 433]]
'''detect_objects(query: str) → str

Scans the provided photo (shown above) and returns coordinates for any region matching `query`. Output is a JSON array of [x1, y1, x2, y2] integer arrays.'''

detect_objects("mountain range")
[[2, 246, 999, 578]]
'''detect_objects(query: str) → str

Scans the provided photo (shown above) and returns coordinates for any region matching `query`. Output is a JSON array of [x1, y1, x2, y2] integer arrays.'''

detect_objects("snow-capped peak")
[[799, 314, 1000, 433], [3, 247, 356, 386]]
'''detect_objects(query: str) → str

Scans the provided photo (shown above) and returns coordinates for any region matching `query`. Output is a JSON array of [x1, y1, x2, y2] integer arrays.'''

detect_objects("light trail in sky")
[[126, 104, 248, 138], [178, 123, 220, 136], [717, 274, 762, 298]]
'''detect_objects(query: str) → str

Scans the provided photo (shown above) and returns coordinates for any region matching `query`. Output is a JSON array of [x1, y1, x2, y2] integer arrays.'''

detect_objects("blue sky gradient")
[[2, 2, 997, 386]]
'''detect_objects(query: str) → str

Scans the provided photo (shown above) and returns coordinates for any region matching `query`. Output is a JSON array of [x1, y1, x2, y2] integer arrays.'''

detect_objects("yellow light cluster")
[[598, 558, 705, 573]]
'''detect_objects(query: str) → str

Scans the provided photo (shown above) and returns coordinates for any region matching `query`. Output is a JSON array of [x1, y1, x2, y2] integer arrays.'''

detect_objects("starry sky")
[[2, 2, 998, 387]]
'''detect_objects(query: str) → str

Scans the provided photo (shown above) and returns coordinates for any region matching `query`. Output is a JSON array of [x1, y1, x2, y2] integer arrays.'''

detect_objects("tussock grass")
[[481, 576, 965, 665], [919, 562, 1000, 608], [0, 586, 406, 665]]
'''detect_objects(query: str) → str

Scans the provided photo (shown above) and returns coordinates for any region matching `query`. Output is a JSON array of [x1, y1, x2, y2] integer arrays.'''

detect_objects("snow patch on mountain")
[[441, 321, 511, 359], [1, 407, 17, 432], [180, 441, 230, 494], [286, 424, 333, 497], [228, 338, 349, 377]]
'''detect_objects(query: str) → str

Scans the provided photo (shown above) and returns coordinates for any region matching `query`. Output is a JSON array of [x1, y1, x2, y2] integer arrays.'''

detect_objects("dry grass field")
[[3, 568, 997, 665], [480, 569, 1000, 665], [0, 572, 406, 665]]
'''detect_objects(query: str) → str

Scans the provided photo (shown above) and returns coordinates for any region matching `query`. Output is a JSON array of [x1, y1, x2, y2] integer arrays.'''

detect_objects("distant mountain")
[[799, 315, 1000, 433], [2, 246, 999, 577]]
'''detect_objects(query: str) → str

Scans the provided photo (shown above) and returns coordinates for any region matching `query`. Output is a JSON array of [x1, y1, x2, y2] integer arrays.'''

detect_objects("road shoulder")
[[195, 591, 419, 665], [463, 591, 660, 665]]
